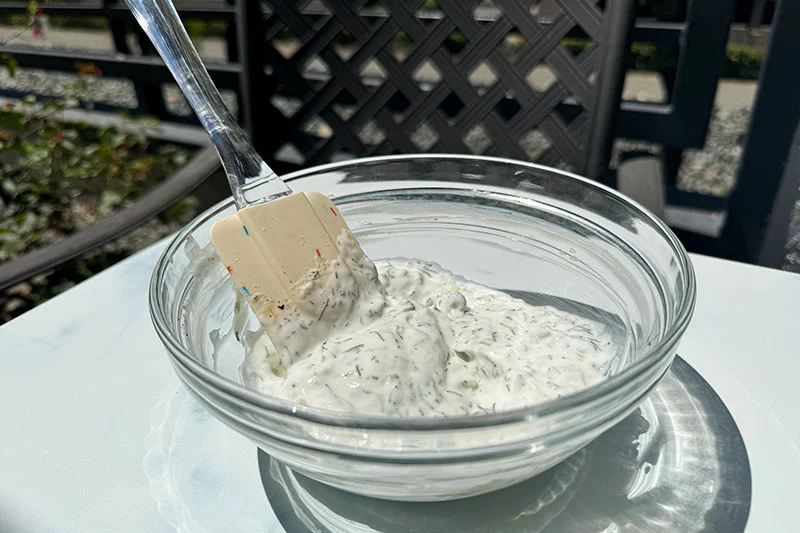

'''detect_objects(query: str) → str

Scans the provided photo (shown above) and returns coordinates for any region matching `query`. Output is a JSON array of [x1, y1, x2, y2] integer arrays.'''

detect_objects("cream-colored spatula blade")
[[209, 191, 351, 319]]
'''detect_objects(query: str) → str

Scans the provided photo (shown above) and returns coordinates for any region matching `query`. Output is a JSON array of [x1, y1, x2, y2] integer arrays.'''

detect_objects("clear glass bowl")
[[149, 155, 696, 501]]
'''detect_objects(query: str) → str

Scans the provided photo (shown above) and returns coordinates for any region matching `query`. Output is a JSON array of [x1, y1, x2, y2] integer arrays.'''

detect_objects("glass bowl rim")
[[149, 153, 696, 430]]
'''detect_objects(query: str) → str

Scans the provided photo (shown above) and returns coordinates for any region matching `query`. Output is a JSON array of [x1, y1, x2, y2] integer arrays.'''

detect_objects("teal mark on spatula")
[[243, 225, 250, 236]]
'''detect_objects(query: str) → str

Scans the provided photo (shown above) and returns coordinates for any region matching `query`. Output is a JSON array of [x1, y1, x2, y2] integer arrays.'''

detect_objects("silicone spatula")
[[126, 0, 375, 351]]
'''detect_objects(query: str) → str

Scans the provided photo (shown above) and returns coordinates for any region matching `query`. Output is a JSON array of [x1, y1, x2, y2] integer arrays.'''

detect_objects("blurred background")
[[0, 0, 796, 323]]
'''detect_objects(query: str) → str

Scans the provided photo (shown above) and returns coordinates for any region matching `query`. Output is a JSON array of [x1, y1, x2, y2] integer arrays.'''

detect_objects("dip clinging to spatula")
[[125, 0, 383, 358]]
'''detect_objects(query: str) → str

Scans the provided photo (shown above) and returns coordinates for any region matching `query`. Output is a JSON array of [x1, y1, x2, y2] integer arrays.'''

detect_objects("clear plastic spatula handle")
[[124, 0, 291, 209]]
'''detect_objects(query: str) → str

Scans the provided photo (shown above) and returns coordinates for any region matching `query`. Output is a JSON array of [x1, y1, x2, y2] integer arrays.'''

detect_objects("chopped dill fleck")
[[318, 299, 330, 321], [344, 343, 365, 353]]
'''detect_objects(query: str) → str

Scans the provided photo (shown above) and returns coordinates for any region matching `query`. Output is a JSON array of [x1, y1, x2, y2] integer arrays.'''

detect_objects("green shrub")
[[724, 44, 765, 79], [628, 41, 678, 73], [46, 16, 108, 30], [0, 14, 28, 26], [443, 30, 468, 54], [0, 86, 192, 262], [184, 19, 208, 39], [559, 37, 586, 57], [560, 38, 677, 73], [560, 37, 763, 80], [0, 76, 198, 322], [0, 10, 227, 37]]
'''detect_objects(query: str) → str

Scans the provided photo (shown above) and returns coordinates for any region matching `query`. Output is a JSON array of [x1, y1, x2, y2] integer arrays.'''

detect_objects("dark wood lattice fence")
[[259, 0, 619, 172]]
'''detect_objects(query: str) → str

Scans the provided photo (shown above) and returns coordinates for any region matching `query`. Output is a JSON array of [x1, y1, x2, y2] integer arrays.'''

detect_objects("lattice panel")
[[262, 0, 607, 171]]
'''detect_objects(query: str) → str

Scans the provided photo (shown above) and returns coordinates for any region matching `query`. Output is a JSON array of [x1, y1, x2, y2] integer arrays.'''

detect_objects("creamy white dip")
[[242, 233, 615, 417]]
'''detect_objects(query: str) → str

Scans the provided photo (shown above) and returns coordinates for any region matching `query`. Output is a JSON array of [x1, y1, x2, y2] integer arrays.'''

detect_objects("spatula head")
[[210, 192, 383, 361]]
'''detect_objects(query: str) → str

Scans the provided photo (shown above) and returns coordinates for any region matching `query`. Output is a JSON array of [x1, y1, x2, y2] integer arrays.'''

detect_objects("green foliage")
[[0, 53, 18, 76], [0, 15, 29, 27], [558, 38, 679, 73], [0, 90, 191, 262], [181, 19, 229, 39], [0, 10, 226, 36], [628, 41, 679, 73], [443, 30, 468, 54], [184, 19, 208, 39], [559, 38, 587, 57], [0, 74, 198, 322], [723, 44, 765, 79], [559, 38, 764, 80], [46, 16, 108, 31]]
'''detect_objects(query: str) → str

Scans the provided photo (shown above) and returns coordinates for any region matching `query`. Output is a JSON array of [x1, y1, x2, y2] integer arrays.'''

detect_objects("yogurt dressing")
[[242, 233, 616, 417]]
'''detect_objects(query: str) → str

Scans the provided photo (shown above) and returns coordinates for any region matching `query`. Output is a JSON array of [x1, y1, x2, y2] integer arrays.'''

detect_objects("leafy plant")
[[0, 90, 191, 261], [723, 44, 765, 80], [559, 37, 764, 80], [183, 19, 228, 39], [0, 63, 198, 321]]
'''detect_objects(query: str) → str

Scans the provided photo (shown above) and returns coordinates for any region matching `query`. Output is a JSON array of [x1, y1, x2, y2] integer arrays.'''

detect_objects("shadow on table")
[[258, 358, 751, 533]]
